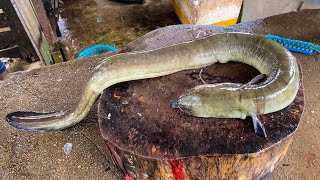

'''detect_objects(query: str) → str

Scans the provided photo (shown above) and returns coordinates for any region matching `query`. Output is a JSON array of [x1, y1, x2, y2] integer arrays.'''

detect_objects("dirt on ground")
[[0, 0, 319, 179]]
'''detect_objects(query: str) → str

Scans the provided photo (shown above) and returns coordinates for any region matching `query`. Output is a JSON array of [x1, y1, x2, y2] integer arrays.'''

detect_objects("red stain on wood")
[[168, 159, 186, 180], [125, 173, 134, 180]]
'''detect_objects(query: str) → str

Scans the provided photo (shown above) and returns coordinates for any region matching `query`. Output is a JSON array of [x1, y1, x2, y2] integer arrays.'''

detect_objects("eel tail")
[[5, 87, 100, 132]]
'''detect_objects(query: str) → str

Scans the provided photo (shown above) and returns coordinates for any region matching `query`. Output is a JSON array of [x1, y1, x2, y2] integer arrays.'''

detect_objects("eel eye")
[[170, 101, 192, 115]]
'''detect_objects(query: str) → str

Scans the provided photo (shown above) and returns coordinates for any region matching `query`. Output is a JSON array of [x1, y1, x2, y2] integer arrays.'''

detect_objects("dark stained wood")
[[0, 4, 16, 50], [0, 0, 38, 60], [98, 25, 304, 179], [99, 64, 303, 179], [31, 0, 57, 46], [0, 45, 21, 58]]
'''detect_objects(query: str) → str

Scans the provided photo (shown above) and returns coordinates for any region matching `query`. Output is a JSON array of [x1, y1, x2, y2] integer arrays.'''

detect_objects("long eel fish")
[[6, 33, 299, 137]]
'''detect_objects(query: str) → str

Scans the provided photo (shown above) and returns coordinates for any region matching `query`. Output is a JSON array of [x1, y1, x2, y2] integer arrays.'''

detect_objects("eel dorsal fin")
[[5, 111, 65, 132]]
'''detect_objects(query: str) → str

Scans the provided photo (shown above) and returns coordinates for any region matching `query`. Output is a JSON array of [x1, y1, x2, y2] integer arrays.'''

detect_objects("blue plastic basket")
[[76, 44, 118, 60], [0, 58, 6, 74]]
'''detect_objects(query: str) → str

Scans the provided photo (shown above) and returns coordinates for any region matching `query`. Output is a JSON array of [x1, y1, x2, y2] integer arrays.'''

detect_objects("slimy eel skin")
[[5, 33, 299, 137]]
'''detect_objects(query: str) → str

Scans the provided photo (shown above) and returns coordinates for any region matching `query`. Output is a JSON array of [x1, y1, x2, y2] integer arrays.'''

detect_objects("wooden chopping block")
[[98, 25, 304, 180]]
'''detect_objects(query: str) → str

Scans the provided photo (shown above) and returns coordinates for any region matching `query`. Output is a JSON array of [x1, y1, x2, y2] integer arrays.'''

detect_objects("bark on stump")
[[98, 25, 304, 180]]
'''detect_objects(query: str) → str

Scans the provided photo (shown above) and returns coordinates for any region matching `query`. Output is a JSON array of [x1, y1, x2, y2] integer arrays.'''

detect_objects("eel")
[[5, 33, 299, 137]]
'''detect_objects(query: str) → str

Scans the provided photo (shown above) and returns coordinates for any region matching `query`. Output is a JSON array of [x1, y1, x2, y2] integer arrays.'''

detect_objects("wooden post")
[[10, 0, 54, 65], [30, 0, 57, 47]]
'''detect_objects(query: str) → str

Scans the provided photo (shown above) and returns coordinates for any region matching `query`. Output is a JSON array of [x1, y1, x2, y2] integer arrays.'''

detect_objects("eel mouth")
[[171, 100, 192, 115], [5, 111, 64, 132]]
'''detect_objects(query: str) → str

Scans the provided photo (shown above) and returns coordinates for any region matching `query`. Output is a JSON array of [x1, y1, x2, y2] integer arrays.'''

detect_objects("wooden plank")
[[0, 45, 18, 52], [0, 1, 15, 48], [31, 0, 57, 46], [0, 27, 11, 33], [10, 0, 53, 65], [0, 0, 38, 59], [0, 45, 21, 57]]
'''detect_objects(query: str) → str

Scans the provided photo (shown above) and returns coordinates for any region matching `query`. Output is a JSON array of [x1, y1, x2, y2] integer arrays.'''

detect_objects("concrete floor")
[[0, 0, 319, 179]]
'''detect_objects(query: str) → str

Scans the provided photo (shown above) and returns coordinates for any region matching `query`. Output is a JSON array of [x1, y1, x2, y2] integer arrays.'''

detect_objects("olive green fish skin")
[[174, 34, 299, 119], [6, 33, 299, 132]]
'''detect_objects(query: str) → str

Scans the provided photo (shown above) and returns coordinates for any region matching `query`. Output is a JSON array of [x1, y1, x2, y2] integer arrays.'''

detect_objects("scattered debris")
[[63, 142, 73, 155], [96, 17, 103, 23], [122, 100, 129, 105]]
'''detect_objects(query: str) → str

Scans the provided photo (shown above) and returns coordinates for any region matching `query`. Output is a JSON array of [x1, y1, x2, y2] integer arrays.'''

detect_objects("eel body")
[[6, 33, 299, 135]]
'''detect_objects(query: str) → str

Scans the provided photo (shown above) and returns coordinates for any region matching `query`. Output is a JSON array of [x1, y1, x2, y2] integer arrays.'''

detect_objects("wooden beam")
[[0, 27, 11, 33], [31, 0, 57, 46], [10, 0, 53, 64], [0, 0, 39, 59], [0, 45, 21, 57]]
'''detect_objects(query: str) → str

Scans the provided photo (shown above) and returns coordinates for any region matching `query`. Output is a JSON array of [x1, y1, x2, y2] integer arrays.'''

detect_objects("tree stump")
[[98, 25, 304, 180]]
